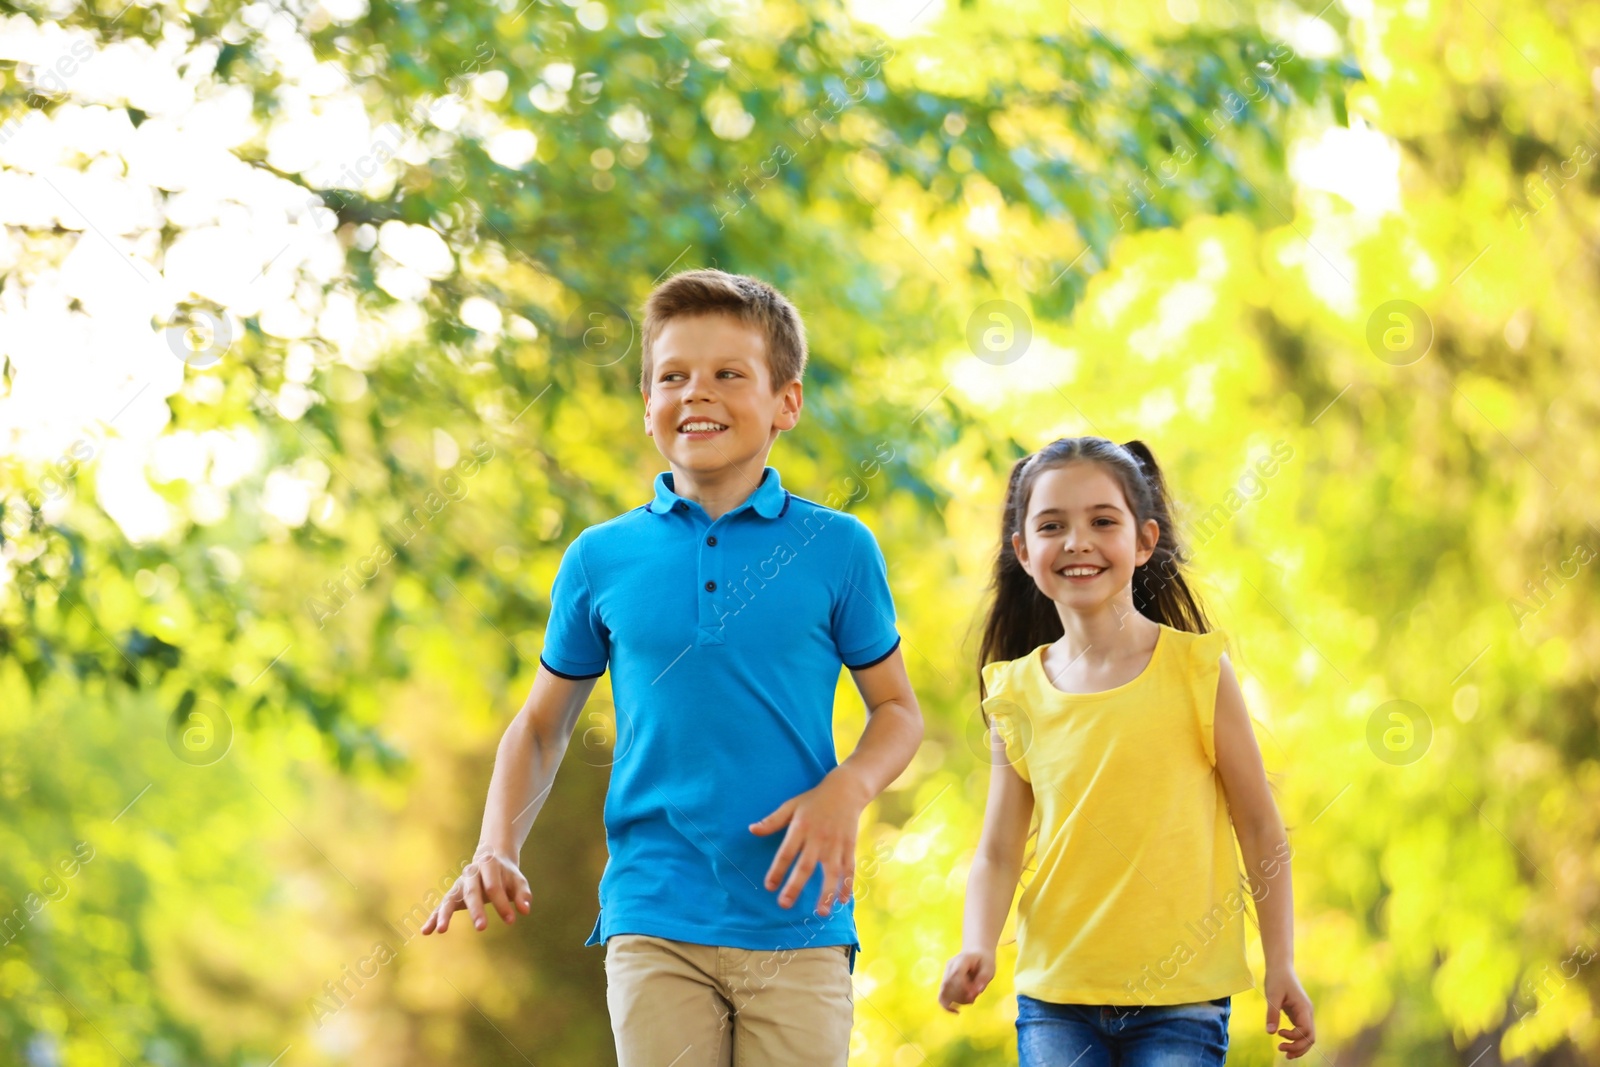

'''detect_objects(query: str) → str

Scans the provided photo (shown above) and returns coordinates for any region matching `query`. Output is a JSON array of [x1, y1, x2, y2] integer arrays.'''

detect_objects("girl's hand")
[[937, 950, 995, 1013], [1264, 965, 1316, 1059], [420, 849, 532, 935]]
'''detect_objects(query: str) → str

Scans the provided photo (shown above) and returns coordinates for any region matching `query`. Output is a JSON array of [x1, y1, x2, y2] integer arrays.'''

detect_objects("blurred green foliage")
[[1, 0, 1596, 1064]]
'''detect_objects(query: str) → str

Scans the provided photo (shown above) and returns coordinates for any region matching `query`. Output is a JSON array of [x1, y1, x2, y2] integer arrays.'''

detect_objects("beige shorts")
[[603, 933, 854, 1066]]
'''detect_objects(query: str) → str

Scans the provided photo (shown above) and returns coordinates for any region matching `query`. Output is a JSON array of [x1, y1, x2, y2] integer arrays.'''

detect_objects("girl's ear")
[[1135, 518, 1160, 566], [1011, 530, 1028, 567]]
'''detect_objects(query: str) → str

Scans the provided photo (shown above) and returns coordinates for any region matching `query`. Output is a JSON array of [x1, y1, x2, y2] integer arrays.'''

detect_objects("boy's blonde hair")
[[639, 269, 808, 395]]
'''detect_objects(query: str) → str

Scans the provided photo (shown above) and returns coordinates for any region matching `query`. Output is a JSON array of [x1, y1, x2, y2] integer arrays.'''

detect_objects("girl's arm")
[[938, 728, 1033, 1012], [1214, 653, 1317, 1060]]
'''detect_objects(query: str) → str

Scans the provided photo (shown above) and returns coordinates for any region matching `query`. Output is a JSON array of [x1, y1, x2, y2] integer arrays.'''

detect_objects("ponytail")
[[1120, 439, 1211, 634]]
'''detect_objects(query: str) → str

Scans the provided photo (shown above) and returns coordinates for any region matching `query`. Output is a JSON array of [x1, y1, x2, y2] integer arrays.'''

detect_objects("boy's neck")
[[668, 452, 773, 522]]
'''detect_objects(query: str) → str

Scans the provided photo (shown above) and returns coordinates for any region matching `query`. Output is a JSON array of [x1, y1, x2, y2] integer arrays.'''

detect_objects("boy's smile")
[[643, 313, 802, 511], [677, 417, 729, 439]]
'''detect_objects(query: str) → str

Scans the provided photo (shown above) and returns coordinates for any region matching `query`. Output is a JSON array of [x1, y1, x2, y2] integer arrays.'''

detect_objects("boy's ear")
[[774, 379, 803, 431]]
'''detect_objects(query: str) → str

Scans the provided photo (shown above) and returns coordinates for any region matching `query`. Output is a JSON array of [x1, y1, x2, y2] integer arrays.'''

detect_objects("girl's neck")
[[1051, 601, 1161, 664]]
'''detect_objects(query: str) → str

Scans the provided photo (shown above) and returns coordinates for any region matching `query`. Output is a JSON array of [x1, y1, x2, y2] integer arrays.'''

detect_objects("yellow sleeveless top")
[[981, 624, 1255, 1006]]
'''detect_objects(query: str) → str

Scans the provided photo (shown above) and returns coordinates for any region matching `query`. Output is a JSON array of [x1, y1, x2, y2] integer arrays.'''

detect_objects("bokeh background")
[[2, 0, 1597, 1063]]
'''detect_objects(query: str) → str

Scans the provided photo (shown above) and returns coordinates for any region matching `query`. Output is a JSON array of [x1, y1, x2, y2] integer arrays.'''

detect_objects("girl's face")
[[1012, 460, 1160, 613]]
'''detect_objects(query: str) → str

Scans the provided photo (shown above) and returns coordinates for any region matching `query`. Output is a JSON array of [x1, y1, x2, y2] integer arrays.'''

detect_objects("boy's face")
[[643, 313, 802, 478]]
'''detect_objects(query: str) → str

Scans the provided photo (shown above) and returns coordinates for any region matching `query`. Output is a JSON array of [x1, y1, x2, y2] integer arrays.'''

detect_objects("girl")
[[938, 437, 1315, 1065]]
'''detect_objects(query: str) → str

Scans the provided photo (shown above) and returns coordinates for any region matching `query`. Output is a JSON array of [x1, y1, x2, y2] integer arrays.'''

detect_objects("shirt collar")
[[648, 466, 787, 519]]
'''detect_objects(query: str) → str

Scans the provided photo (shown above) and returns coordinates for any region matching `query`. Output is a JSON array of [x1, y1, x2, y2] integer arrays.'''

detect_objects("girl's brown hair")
[[976, 436, 1211, 699]]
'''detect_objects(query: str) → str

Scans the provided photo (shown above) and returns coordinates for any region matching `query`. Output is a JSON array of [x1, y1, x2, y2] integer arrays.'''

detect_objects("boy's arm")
[[749, 646, 923, 915], [422, 663, 600, 935]]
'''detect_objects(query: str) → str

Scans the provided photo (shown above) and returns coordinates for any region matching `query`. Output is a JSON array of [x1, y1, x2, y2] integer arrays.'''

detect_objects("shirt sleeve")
[[980, 659, 1032, 782], [539, 533, 609, 680], [1190, 629, 1229, 767], [830, 516, 901, 670]]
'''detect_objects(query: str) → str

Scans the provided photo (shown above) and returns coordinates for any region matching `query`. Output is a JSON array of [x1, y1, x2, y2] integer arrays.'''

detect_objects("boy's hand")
[[419, 848, 531, 935], [938, 950, 995, 1012], [1264, 964, 1316, 1059], [749, 766, 872, 916]]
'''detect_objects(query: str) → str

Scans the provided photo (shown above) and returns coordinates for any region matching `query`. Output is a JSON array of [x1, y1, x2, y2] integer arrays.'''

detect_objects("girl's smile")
[[1056, 564, 1107, 581]]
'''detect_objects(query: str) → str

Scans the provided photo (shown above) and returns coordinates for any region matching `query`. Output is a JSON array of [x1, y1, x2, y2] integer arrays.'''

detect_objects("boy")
[[421, 269, 924, 1066]]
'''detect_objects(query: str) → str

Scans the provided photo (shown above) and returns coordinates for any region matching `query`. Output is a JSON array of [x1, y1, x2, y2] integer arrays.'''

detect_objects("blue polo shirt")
[[539, 465, 900, 966]]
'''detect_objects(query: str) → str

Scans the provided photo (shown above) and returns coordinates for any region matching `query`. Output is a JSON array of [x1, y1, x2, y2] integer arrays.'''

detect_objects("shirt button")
[[706, 536, 717, 546], [704, 580, 716, 592]]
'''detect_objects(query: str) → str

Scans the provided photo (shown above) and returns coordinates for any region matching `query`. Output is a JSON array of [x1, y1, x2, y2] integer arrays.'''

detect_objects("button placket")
[[696, 514, 727, 645]]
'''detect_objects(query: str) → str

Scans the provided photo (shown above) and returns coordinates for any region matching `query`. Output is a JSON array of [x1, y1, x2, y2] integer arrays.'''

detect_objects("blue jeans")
[[1016, 993, 1231, 1066]]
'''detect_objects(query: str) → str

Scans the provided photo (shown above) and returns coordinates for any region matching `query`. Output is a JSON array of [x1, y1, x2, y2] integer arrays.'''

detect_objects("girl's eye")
[[1038, 519, 1114, 531]]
